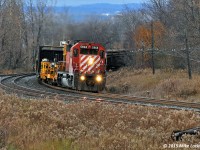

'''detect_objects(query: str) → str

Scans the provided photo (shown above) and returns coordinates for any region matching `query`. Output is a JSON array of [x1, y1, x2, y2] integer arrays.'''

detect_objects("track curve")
[[42, 81, 200, 111], [1, 73, 200, 111], [0, 74, 86, 102]]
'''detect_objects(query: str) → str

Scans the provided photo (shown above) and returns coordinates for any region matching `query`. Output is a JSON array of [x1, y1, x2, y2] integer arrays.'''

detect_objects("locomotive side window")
[[67, 44, 72, 52], [100, 51, 104, 59], [73, 49, 78, 57]]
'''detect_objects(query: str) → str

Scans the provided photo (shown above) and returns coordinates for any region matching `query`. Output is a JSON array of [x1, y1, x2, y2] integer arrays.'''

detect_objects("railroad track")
[[42, 81, 200, 111], [0, 73, 89, 102], [1, 73, 200, 111]]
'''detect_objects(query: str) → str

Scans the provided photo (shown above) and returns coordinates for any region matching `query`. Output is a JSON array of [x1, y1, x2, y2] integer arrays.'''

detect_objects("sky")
[[55, 0, 146, 6]]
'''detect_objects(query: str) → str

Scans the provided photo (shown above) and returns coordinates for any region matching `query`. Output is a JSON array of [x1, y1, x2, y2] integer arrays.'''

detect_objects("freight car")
[[36, 41, 106, 92], [106, 49, 134, 70]]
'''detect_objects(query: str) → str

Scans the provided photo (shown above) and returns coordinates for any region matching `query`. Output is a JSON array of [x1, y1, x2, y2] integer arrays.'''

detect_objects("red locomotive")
[[36, 40, 106, 92]]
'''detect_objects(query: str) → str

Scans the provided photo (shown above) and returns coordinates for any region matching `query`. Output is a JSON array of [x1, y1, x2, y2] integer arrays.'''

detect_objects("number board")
[[92, 46, 98, 49], [80, 45, 87, 49]]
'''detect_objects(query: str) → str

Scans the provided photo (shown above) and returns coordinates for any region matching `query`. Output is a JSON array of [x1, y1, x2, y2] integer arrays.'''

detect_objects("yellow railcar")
[[40, 58, 59, 84]]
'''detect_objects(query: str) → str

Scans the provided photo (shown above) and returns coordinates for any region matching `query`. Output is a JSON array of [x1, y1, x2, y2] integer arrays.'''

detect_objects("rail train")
[[36, 41, 106, 92]]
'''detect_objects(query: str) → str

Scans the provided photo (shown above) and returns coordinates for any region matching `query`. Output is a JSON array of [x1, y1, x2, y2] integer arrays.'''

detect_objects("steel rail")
[[41, 79, 200, 111], [0, 74, 105, 103], [1, 74, 200, 111]]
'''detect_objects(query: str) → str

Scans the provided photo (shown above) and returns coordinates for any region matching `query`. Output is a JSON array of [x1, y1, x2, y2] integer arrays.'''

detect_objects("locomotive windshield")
[[80, 48, 98, 55]]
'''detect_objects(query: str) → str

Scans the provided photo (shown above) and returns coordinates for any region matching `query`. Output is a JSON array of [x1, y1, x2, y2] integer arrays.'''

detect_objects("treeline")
[[1, 0, 200, 76], [133, 0, 200, 78], [0, 0, 56, 69]]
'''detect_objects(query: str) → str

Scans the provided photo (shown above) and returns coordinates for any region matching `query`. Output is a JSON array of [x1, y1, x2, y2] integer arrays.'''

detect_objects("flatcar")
[[36, 41, 106, 92]]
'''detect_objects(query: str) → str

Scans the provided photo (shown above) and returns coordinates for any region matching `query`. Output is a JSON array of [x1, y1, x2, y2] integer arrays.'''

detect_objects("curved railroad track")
[[0, 73, 87, 102], [0, 73, 200, 111], [42, 80, 200, 111]]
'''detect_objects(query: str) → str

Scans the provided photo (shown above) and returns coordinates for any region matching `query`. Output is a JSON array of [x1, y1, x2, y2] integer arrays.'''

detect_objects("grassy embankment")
[[0, 69, 29, 75], [0, 68, 200, 149], [107, 68, 200, 102], [0, 91, 199, 149]]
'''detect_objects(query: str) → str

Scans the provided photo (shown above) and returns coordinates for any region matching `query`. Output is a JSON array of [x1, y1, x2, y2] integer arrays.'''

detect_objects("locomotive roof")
[[39, 45, 64, 51]]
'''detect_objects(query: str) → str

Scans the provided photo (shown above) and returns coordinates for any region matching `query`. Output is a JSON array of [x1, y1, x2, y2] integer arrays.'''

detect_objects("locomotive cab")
[[61, 41, 106, 92]]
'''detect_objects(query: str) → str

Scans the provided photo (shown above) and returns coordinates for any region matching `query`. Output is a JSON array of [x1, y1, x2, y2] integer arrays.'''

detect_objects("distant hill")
[[54, 3, 143, 21]]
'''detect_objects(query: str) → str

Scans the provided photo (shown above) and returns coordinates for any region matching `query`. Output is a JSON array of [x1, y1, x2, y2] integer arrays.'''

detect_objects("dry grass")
[[0, 68, 31, 74], [106, 68, 200, 102], [0, 90, 199, 150]]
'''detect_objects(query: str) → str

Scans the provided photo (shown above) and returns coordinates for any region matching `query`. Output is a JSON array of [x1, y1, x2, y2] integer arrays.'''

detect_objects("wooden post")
[[185, 29, 192, 79], [151, 21, 155, 74]]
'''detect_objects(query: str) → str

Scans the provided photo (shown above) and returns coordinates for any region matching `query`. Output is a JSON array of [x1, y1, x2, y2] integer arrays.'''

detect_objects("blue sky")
[[55, 0, 146, 6]]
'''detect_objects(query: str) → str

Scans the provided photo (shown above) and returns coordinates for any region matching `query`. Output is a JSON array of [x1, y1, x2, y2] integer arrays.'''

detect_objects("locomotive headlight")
[[80, 75, 85, 81], [96, 75, 102, 82], [88, 57, 94, 65]]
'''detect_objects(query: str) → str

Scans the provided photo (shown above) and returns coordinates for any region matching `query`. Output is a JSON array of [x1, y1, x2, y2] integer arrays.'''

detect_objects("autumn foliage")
[[134, 21, 166, 49]]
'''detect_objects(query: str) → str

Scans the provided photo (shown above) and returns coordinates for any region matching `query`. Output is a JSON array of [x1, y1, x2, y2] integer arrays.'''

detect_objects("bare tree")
[[119, 7, 142, 49], [24, 0, 55, 69], [0, 0, 27, 69]]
